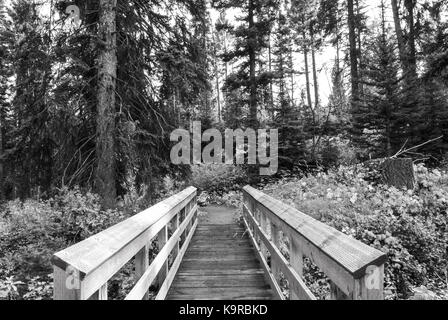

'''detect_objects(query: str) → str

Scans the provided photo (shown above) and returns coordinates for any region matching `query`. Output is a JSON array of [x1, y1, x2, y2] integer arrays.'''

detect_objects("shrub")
[[0, 187, 133, 300], [191, 164, 248, 194]]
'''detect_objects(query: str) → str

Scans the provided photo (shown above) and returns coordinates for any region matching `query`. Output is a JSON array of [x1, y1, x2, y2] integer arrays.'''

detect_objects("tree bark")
[[381, 158, 416, 190], [268, 32, 274, 116], [391, 0, 409, 78], [347, 0, 359, 111], [0, 112, 3, 201], [290, 47, 295, 108], [303, 31, 312, 109], [248, 0, 258, 128], [96, 0, 117, 209], [356, 0, 364, 97], [310, 25, 319, 110], [214, 37, 221, 123], [404, 0, 417, 77]]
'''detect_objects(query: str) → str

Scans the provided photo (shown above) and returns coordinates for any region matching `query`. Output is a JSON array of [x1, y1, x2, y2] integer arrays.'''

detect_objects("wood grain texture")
[[52, 187, 196, 277], [166, 209, 273, 301], [243, 186, 387, 279]]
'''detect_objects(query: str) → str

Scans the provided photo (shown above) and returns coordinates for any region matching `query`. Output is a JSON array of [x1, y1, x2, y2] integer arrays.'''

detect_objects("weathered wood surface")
[[243, 186, 387, 300], [167, 207, 274, 300], [52, 187, 197, 300]]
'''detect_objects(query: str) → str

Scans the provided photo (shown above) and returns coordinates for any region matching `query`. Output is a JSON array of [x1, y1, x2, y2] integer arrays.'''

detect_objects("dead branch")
[[392, 136, 443, 159]]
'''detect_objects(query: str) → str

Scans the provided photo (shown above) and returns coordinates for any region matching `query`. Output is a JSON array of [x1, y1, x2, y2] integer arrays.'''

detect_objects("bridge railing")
[[242, 186, 387, 300], [52, 187, 198, 300]]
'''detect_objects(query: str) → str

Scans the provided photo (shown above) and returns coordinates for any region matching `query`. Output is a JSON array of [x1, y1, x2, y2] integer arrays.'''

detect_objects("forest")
[[0, 0, 447, 300]]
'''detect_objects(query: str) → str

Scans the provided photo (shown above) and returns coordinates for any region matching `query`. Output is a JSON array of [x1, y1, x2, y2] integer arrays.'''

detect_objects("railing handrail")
[[52, 187, 198, 300], [242, 185, 387, 300]]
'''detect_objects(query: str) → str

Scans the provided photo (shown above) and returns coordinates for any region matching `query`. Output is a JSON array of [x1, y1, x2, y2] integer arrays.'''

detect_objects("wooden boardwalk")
[[167, 206, 274, 300]]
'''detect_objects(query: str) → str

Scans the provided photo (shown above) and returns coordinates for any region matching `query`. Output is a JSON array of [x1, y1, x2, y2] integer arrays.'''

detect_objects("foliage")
[[0, 187, 138, 300], [191, 164, 249, 196]]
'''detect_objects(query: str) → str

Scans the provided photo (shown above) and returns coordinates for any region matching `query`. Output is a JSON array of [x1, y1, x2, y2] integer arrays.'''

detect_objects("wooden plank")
[[176, 269, 265, 276], [187, 248, 255, 253], [89, 283, 108, 300], [156, 225, 169, 288], [173, 274, 267, 281], [352, 264, 384, 300], [168, 287, 273, 298], [289, 236, 304, 300], [270, 221, 281, 284], [180, 261, 261, 270], [172, 213, 180, 260], [124, 204, 197, 300], [155, 218, 198, 300], [53, 265, 80, 300], [243, 186, 387, 278], [171, 278, 269, 288], [135, 244, 149, 300]]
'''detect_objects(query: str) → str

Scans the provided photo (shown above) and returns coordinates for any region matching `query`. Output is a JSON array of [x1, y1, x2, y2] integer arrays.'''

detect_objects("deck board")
[[166, 206, 273, 300]]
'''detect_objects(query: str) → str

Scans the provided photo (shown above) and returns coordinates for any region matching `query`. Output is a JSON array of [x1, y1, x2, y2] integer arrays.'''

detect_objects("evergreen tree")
[[213, 0, 277, 128], [353, 2, 401, 158]]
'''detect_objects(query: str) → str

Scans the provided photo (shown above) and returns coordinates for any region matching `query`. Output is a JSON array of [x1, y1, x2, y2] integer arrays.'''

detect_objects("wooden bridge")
[[52, 186, 387, 300]]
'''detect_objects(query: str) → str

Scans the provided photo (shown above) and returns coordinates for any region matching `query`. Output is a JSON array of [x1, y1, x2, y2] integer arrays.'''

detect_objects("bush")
[[191, 164, 249, 194], [0, 187, 133, 300]]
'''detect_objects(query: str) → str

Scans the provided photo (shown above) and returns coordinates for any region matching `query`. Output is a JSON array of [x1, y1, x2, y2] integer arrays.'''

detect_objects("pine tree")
[[4, 0, 53, 199], [213, 0, 276, 128], [271, 6, 305, 170], [353, 1, 402, 158], [0, 0, 10, 200]]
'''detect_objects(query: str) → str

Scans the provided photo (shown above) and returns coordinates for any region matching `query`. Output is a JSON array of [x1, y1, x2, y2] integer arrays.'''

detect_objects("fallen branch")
[[392, 136, 444, 159]]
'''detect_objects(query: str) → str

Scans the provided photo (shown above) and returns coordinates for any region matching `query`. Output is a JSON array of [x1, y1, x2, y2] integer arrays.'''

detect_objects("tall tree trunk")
[[405, 0, 417, 77], [96, 0, 117, 209], [0, 113, 3, 201], [391, 0, 409, 78], [214, 39, 221, 123], [290, 47, 295, 108], [310, 25, 319, 110], [356, 0, 364, 97], [347, 0, 359, 111], [248, 0, 258, 128], [303, 31, 313, 109], [224, 34, 228, 80], [268, 32, 274, 116]]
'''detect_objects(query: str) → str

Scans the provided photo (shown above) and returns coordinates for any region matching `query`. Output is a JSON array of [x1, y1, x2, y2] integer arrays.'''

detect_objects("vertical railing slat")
[[135, 244, 150, 300], [156, 225, 169, 289]]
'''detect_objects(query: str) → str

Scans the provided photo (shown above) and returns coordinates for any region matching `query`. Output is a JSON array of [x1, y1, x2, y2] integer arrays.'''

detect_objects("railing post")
[[289, 237, 304, 300], [352, 264, 385, 300], [135, 244, 149, 300], [89, 283, 108, 300], [330, 282, 348, 300], [156, 225, 169, 289], [270, 222, 280, 283], [259, 213, 268, 260], [172, 213, 180, 259], [53, 265, 81, 300], [179, 207, 186, 244]]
